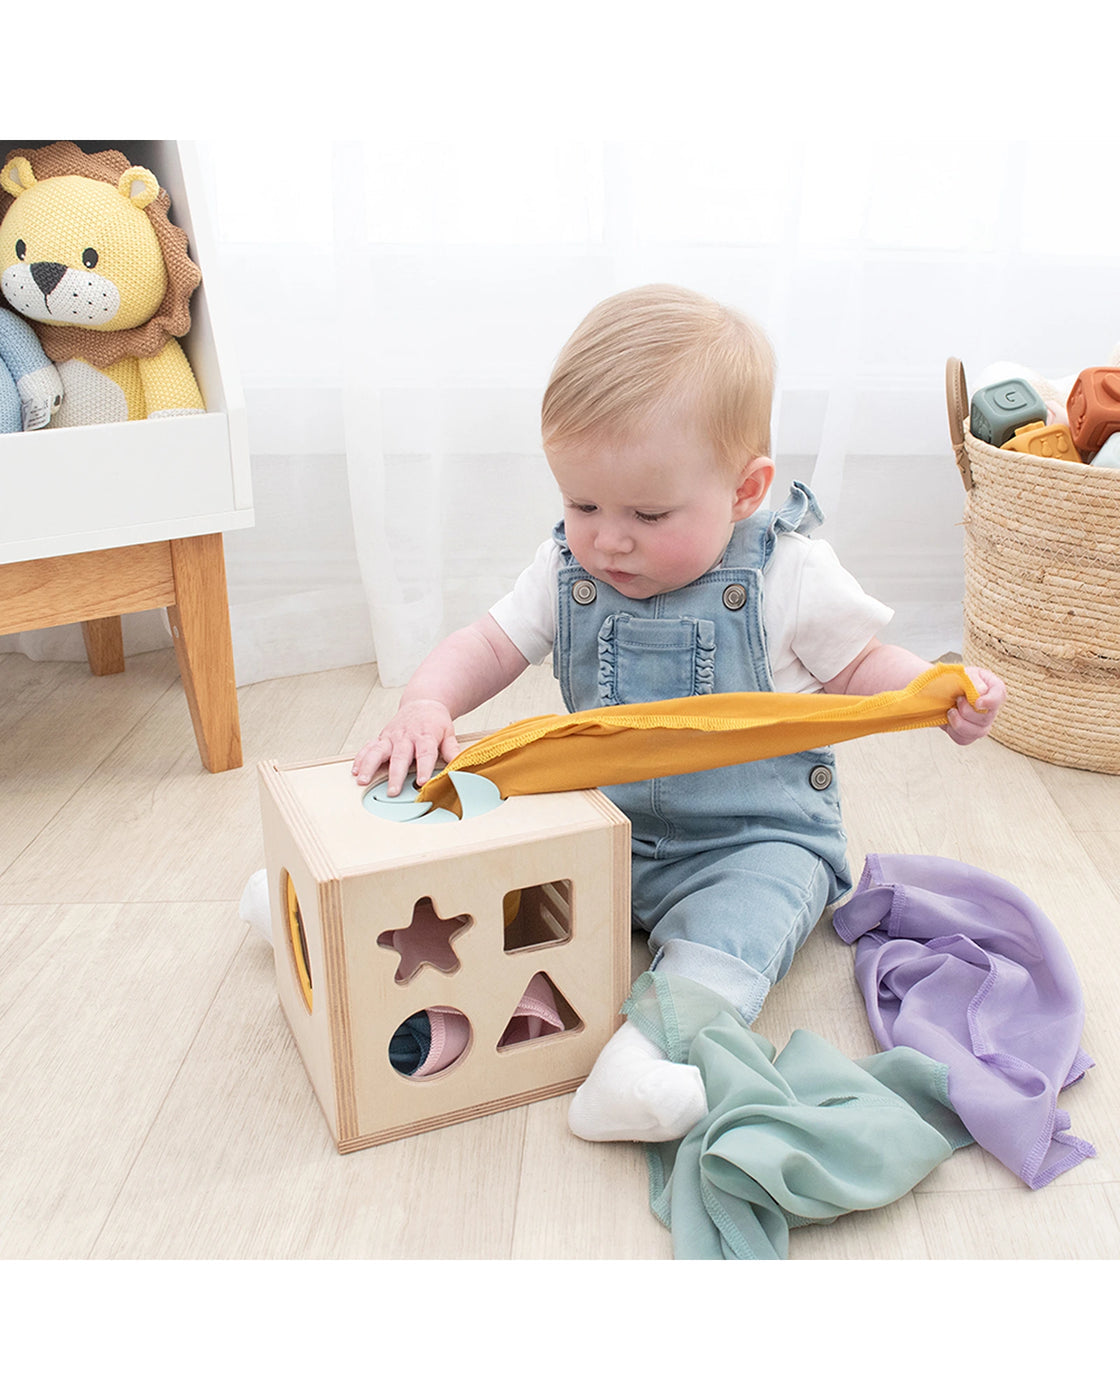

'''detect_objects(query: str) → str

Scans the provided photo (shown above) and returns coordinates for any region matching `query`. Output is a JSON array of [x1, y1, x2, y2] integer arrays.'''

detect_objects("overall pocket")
[[597, 613, 716, 705]]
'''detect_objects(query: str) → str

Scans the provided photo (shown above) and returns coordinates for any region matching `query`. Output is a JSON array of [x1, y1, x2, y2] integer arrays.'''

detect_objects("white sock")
[[239, 868, 272, 943], [567, 1020, 706, 1143]]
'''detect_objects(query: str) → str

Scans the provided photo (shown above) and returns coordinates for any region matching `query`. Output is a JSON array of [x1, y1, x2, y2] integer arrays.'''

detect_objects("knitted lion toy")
[[0, 141, 205, 425]]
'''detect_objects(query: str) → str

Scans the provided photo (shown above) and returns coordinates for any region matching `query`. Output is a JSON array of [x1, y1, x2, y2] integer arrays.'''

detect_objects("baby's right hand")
[[351, 700, 462, 794]]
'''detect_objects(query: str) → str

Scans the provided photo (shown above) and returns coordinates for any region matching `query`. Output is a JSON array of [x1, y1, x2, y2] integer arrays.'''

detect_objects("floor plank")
[[0, 663, 379, 904], [0, 900, 242, 1259], [914, 1181, 1120, 1260], [1, 656, 1116, 1259], [0, 650, 180, 876]]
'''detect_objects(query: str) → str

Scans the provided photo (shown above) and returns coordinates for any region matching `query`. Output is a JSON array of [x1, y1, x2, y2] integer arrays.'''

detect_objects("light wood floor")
[[2, 647, 1118, 1260]]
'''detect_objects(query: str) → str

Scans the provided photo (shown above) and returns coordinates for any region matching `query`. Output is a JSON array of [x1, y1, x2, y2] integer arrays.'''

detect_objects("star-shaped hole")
[[377, 897, 472, 984]]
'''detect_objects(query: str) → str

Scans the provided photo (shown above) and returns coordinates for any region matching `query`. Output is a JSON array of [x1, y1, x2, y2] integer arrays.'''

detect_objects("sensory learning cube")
[[256, 753, 631, 1152], [969, 378, 1048, 448], [1067, 367, 1120, 457], [1005, 420, 1082, 462]]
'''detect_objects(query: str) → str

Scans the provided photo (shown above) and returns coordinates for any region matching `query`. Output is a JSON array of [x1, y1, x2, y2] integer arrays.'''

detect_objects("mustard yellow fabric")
[[418, 664, 978, 813]]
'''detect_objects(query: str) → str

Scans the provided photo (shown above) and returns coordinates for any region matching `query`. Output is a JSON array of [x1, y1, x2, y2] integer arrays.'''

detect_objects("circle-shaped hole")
[[389, 1006, 472, 1079], [282, 870, 313, 1012], [362, 769, 503, 825]]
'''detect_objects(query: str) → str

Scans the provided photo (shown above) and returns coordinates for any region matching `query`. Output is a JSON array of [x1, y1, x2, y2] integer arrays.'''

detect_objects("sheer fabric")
[[625, 970, 967, 1260], [833, 852, 1096, 1188], [6, 140, 1120, 687]]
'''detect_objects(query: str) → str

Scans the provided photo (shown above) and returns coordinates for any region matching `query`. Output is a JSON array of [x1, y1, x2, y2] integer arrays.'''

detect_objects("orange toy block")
[[1067, 367, 1120, 457], [1006, 420, 1083, 463], [256, 753, 632, 1152]]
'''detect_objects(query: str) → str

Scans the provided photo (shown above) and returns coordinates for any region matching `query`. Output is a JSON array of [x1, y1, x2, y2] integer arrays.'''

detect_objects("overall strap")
[[770, 480, 824, 542], [722, 480, 825, 571]]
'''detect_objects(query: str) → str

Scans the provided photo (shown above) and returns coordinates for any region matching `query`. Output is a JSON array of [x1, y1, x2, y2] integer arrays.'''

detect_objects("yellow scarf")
[[418, 663, 977, 814]]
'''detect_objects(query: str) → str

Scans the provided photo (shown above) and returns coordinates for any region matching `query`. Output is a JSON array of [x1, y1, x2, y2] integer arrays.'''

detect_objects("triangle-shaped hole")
[[496, 971, 583, 1051]]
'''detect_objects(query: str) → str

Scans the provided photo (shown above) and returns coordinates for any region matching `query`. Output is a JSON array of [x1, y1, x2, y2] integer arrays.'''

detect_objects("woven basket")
[[946, 357, 1120, 775]]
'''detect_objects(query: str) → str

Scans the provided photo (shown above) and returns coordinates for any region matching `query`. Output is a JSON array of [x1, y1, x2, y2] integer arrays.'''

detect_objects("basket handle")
[[945, 357, 974, 491]]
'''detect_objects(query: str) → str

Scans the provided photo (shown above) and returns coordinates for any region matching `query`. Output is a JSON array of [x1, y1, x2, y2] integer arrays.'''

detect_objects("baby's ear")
[[732, 456, 774, 518]]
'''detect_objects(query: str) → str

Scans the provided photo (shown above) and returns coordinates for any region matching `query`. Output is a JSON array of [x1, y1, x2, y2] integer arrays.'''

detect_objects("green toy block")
[[969, 378, 1048, 448]]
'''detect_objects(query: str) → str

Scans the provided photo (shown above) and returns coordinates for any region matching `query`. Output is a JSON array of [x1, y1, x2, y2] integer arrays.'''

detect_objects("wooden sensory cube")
[[256, 753, 632, 1153]]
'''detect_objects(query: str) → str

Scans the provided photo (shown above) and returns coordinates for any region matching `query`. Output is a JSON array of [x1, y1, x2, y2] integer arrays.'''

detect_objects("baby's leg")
[[239, 867, 272, 941], [639, 840, 833, 1022], [568, 842, 832, 1142]]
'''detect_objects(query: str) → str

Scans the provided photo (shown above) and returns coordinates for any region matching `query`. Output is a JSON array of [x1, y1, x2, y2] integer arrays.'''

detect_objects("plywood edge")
[[583, 786, 631, 830], [334, 1077, 585, 1153], [609, 815, 633, 1009], [319, 875, 358, 1143], [257, 759, 339, 885], [270, 753, 358, 774], [258, 759, 357, 1140]]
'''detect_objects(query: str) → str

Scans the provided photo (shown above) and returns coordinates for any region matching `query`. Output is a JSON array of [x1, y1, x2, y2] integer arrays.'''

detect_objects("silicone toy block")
[[969, 378, 1048, 448], [256, 753, 631, 1152], [1006, 420, 1083, 463], [1067, 367, 1120, 457]]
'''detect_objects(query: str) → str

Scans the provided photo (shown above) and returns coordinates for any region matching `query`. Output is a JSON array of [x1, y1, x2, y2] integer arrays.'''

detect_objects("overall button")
[[572, 579, 597, 605], [809, 765, 833, 791], [722, 583, 747, 611]]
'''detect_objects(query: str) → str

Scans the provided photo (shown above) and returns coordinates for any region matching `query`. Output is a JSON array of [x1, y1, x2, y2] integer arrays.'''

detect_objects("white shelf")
[[0, 138, 253, 565]]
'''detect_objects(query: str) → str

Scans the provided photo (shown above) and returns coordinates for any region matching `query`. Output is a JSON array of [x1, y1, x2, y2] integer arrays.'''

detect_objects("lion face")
[[0, 164, 169, 332]]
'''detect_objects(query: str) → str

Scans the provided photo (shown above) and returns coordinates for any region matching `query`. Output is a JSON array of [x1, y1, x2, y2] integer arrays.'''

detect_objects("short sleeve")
[[764, 535, 893, 689], [488, 537, 560, 664]]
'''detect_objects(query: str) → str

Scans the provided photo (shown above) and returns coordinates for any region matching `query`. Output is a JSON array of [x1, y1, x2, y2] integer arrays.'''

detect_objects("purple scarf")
[[832, 853, 1095, 1189]]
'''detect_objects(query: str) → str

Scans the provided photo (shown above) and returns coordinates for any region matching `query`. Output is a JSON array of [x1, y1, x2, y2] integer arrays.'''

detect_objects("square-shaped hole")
[[502, 880, 572, 952]]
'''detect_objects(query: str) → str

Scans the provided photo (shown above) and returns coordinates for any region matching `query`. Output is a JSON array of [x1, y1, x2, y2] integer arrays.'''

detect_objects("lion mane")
[[0, 141, 201, 369]]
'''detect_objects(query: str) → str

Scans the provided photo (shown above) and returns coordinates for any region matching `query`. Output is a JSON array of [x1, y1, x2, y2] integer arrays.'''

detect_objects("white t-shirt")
[[489, 532, 893, 693]]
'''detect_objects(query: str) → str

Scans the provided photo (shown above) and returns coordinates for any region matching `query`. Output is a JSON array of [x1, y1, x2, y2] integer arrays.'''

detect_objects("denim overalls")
[[553, 483, 853, 1022]]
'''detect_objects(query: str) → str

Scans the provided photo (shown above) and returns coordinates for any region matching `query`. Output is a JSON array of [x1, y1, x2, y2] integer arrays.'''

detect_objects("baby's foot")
[[239, 868, 272, 943], [568, 1020, 706, 1142]]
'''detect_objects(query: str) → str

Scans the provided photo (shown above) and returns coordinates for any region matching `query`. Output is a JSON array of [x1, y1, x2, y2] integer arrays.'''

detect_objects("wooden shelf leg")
[[80, 616, 126, 676], [166, 534, 243, 773]]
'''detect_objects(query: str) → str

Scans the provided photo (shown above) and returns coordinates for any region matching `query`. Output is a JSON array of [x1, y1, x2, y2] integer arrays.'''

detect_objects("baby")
[[352, 284, 1006, 1145]]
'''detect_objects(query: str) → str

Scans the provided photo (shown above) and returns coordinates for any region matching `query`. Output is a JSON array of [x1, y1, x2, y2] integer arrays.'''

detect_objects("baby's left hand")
[[945, 667, 1007, 745]]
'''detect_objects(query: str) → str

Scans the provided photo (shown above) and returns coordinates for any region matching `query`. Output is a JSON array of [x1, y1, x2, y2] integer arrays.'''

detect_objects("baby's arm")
[[824, 640, 1006, 745], [352, 613, 530, 792]]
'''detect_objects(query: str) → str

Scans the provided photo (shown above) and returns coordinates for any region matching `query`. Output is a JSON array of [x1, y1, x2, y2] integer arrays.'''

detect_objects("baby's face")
[[548, 415, 765, 599]]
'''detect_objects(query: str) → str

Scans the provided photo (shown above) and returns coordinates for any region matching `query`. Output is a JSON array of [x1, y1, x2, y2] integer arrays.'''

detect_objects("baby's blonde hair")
[[541, 284, 775, 469]]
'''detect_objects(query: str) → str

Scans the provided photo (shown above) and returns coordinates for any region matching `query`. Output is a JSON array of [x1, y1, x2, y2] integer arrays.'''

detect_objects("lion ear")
[[1, 156, 37, 198], [118, 166, 161, 209]]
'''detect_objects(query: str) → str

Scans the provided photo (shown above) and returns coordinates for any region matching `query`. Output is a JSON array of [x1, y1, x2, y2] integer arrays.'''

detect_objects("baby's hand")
[[351, 700, 462, 794], [945, 667, 1007, 746]]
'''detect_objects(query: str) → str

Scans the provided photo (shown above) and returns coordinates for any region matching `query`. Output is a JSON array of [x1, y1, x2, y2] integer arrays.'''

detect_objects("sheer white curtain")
[[6, 139, 1119, 686], [332, 137, 1120, 684]]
